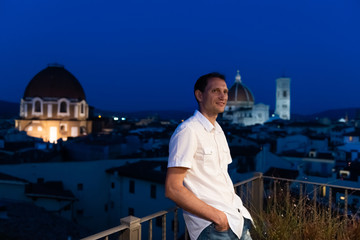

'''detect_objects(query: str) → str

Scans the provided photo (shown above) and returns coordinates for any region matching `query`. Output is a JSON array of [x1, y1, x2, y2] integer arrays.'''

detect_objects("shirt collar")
[[194, 110, 222, 133]]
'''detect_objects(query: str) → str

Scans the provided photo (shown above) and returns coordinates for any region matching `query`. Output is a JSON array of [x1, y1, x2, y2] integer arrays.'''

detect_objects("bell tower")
[[274, 77, 291, 120]]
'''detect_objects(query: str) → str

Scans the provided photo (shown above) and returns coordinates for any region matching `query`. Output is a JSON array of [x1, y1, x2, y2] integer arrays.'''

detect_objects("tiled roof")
[[106, 160, 167, 184], [25, 181, 75, 200], [23, 65, 86, 101], [0, 172, 28, 183]]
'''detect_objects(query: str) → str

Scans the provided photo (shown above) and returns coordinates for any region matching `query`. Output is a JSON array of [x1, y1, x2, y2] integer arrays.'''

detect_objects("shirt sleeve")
[[168, 124, 197, 169]]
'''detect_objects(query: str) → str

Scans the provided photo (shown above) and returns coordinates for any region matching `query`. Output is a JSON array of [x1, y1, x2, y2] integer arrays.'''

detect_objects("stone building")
[[223, 71, 269, 126], [15, 64, 92, 143]]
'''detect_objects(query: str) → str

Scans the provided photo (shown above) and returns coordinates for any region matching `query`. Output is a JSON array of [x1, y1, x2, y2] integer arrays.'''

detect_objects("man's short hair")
[[194, 72, 225, 93], [194, 72, 225, 102]]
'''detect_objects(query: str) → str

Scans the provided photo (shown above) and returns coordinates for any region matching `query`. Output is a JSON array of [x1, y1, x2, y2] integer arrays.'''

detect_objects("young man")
[[165, 72, 253, 240]]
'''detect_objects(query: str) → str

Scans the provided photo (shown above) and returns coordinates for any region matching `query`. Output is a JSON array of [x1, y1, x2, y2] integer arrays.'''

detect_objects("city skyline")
[[0, 0, 359, 115]]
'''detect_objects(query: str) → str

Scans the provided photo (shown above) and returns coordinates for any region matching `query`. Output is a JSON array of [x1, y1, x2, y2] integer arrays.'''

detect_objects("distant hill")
[[300, 108, 360, 121], [0, 100, 19, 118], [1, 99, 360, 121], [93, 108, 193, 121]]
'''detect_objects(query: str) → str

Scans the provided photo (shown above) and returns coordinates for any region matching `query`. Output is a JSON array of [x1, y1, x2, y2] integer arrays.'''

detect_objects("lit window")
[[37, 126, 42, 131], [28, 126, 33, 131]]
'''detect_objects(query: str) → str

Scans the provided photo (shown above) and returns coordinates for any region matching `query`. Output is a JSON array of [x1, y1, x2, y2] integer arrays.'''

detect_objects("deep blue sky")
[[0, 0, 359, 115]]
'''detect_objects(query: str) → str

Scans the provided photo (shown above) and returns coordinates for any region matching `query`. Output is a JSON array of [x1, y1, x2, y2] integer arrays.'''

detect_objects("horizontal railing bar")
[[141, 210, 168, 223], [233, 175, 261, 187], [140, 206, 179, 223], [263, 176, 360, 191], [81, 225, 128, 240]]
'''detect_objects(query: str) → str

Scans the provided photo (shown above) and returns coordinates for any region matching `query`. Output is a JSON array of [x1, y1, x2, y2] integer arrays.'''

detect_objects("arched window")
[[35, 101, 41, 112], [60, 101, 67, 113], [81, 103, 84, 114]]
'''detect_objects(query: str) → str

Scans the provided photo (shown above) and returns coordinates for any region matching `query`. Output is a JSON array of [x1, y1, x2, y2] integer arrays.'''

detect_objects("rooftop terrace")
[[81, 173, 360, 240]]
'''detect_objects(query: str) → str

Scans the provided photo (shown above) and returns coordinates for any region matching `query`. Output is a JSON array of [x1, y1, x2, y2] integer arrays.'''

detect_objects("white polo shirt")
[[168, 110, 252, 240]]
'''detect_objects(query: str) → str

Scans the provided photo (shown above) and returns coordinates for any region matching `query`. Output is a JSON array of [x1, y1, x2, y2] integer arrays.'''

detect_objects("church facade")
[[15, 64, 92, 143], [223, 71, 270, 126]]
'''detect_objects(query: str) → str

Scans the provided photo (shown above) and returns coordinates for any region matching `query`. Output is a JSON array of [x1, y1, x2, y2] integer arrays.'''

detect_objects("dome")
[[23, 64, 86, 101], [227, 71, 254, 108]]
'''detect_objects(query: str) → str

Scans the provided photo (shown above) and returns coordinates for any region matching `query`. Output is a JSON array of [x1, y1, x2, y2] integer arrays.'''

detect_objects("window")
[[129, 180, 135, 193], [35, 101, 41, 112], [60, 124, 67, 132], [128, 208, 134, 216], [77, 209, 84, 216], [150, 184, 156, 199], [77, 183, 83, 191], [111, 182, 115, 189], [81, 103, 84, 114], [282, 104, 287, 109], [156, 216, 162, 227], [283, 91, 287, 97], [104, 204, 108, 212], [60, 101, 67, 113]]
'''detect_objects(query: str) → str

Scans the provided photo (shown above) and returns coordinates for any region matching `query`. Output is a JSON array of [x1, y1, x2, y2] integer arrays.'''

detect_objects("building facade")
[[15, 64, 92, 143], [274, 77, 291, 120], [223, 71, 269, 126]]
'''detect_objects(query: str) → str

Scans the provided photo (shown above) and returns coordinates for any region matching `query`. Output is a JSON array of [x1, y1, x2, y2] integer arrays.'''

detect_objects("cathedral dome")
[[227, 71, 254, 108], [23, 64, 86, 101]]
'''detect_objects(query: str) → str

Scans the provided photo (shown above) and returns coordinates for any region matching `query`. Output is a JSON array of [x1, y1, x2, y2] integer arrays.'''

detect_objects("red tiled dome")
[[23, 64, 86, 101], [228, 83, 254, 102], [227, 71, 254, 107]]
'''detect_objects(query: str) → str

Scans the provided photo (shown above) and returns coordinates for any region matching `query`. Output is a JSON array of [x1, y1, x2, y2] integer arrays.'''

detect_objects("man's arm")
[[165, 167, 229, 231]]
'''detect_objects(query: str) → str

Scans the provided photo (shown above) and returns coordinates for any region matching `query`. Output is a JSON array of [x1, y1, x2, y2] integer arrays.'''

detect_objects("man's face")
[[197, 77, 228, 116]]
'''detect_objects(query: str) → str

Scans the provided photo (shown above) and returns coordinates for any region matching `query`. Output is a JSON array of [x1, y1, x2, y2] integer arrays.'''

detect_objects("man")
[[165, 72, 253, 240]]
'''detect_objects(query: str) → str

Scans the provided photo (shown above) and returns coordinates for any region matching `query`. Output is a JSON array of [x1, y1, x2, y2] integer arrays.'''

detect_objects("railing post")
[[251, 172, 264, 216], [344, 189, 348, 219], [173, 208, 178, 240], [328, 187, 332, 221], [120, 216, 142, 240], [162, 215, 166, 240]]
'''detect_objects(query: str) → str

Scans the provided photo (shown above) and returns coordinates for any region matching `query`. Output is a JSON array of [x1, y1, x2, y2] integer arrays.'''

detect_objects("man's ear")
[[194, 90, 203, 103]]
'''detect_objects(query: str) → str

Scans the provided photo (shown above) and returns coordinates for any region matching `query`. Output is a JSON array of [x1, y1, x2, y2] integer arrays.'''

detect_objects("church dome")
[[23, 64, 86, 101], [227, 71, 254, 108]]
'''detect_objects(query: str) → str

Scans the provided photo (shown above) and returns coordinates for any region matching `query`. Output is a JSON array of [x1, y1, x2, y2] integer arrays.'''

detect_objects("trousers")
[[197, 218, 252, 240]]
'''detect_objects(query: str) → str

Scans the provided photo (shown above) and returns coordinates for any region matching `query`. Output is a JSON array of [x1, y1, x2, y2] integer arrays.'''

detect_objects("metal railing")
[[81, 172, 360, 240]]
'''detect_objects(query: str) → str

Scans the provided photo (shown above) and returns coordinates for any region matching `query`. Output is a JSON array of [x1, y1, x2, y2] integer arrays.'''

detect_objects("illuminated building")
[[274, 77, 291, 120], [15, 64, 92, 143], [223, 70, 269, 126]]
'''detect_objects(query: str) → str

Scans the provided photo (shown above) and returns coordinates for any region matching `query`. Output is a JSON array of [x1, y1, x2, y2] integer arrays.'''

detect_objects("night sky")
[[1, 0, 359, 115]]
